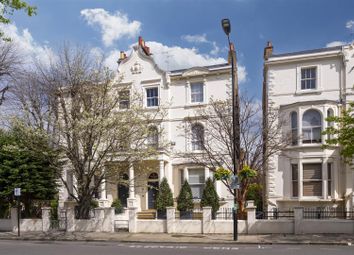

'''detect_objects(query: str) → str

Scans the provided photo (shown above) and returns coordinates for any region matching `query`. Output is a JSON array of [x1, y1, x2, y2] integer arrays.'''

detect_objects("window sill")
[[185, 103, 207, 109], [295, 89, 322, 96]]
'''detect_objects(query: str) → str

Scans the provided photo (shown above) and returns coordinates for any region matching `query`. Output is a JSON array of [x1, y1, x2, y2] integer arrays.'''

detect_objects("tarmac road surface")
[[1, 240, 354, 255]]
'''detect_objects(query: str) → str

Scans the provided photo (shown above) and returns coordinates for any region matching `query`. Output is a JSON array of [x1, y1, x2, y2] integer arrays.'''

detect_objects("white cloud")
[[210, 42, 220, 56], [346, 20, 354, 30], [326, 41, 347, 47], [0, 23, 55, 66], [81, 8, 141, 47], [237, 65, 247, 84], [181, 34, 208, 43]]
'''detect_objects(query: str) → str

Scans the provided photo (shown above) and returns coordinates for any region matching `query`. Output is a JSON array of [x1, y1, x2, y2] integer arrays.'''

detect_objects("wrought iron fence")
[[303, 208, 354, 219], [256, 209, 294, 219], [214, 208, 234, 220]]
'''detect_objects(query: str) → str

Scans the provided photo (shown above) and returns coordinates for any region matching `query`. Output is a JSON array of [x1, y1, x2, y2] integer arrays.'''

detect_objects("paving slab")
[[0, 231, 353, 245]]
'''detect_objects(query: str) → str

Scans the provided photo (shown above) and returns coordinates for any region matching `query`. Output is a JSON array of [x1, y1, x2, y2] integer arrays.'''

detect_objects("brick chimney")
[[263, 41, 273, 60], [118, 51, 127, 63], [138, 36, 152, 56]]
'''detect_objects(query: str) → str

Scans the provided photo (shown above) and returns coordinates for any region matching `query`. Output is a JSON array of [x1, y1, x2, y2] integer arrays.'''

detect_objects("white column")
[[298, 159, 303, 199], [159, 160, 165, 182], [183, 167, 189, 182], [166, 161, 173, 189], [129, 163, 135, 198], [322, 159, 328, 199], [100, 170, 107, 200], [204, 167, 209, 181]]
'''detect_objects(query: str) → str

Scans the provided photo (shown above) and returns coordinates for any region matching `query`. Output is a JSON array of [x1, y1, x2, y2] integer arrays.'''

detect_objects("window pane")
[[189, 169, 205, 183], [191, 83, 203, 103], [190, 185, 204, 199], [146, 88, 158, 107], [291, 164, 298, 180], [303, 181, 322, 196], [303, 163, 322, 180]]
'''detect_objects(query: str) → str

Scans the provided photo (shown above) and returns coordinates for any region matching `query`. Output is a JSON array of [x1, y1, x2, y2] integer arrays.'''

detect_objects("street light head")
[[221, 18, 231, 36]]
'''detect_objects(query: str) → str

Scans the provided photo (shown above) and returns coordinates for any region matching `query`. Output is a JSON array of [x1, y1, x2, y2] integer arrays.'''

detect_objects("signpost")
[[14, 188, 21, 237]]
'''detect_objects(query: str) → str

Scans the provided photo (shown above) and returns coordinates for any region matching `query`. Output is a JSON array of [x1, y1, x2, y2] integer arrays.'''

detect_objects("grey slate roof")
[[270, 45, 342, 58], [169, 63, 229, 74]]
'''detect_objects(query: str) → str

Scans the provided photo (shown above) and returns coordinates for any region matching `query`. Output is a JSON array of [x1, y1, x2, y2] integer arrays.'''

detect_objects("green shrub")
[[111, 199, 123, 214], [201, 177, 220, 217], [156, 177, 174, 211], [177, 180, 194, 212], [90, 200, 99, 209], [246, 183, 263, 211]]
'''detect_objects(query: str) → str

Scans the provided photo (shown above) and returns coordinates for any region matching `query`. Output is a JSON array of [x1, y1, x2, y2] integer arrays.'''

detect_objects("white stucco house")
[[263, 42, 354, 211], [59, 37, 233, 212]]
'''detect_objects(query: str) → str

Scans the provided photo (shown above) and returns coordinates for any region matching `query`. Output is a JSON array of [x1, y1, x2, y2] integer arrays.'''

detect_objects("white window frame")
[[190, 82, 204, 103], [186, 79, 207, 105], [188, 168, 205, 199], [302, 109, 322, 144], [191, 123, 204, 151], [145, 86, 159, 108], [296, 65, 321, 94]]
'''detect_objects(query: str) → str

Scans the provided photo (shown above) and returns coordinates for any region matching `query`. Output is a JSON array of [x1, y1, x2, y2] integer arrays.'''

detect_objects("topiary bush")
[[156, 177, 174, 219], [111, 199, 123, 214], [201, 177, 220, 219], [177, 180, 194, 219]]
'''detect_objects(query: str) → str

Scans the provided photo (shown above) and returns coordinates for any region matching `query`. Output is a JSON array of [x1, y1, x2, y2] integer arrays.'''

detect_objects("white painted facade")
[[264, 43, 354, 210], [59, 39, 233, 211]]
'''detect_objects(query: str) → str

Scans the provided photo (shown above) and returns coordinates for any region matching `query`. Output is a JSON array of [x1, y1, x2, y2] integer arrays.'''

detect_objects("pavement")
[[0, 231, 354, 245]]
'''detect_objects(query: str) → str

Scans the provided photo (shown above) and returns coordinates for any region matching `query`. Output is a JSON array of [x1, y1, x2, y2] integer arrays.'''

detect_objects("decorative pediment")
[[181, 67, 209, 77]]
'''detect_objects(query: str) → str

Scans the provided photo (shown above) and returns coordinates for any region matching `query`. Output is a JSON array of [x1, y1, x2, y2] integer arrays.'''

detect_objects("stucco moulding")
[[181, 67, 209, 77]]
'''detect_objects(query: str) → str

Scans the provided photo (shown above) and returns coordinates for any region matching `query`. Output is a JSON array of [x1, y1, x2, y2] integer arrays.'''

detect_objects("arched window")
[[191, 123, 204, 151], [147, 126, 159, 149], [302, 109, 322, 144], [290, 112, 298, 145], [327, 108, 334, 141]]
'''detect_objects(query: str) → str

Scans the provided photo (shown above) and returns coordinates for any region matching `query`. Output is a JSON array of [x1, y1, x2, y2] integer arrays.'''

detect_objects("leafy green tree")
[[0, 0, 36, 40], [111, 199, 123, 214], [200, 177, 219, 218], [177, 180, 193, 212], [0, 120, 59, 217], [156, 177, 174, 212], [324, 103, 354, 163]]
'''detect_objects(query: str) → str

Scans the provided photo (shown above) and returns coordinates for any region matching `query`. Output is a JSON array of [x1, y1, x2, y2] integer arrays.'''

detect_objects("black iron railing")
[[303, 208, 354, 219]]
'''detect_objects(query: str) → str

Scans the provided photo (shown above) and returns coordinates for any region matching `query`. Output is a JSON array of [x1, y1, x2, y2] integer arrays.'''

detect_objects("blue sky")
[[5, 0, 354, 98]]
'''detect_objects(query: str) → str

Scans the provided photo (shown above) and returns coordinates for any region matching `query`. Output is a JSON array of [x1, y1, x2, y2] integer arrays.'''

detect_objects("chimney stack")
[[138, 36, 152, 56], [264, 41, 273, 60], [118, 51, 127, 64]]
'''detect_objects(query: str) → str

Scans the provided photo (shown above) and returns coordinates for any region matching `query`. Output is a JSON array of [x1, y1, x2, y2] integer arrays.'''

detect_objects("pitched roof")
[[270, 45, 342, 58]]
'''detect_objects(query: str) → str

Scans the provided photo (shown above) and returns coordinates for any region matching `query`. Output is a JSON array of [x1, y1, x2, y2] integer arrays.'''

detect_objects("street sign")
[[14, 188, 21, 196]]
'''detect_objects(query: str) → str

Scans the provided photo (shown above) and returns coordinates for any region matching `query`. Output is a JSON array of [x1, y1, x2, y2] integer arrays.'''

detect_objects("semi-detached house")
[[263, 42, 354, 211]]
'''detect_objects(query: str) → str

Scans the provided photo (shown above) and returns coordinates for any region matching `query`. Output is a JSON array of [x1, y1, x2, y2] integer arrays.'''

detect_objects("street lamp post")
[[221, 18, 240, 241]]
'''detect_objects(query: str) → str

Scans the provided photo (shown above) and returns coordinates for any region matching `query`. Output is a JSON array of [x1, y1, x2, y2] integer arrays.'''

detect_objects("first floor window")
[[188, 169, 205, 199], [191, 123, 204, 151], [146, 87, 158, 107], [119, 90, 130, 109], [302, 109, 322, 144], [303, 163, 322, 196], [147, 126, 158, 149]]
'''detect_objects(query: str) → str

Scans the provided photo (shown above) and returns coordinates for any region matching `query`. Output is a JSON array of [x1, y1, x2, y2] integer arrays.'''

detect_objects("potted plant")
[[201, 177, 220, 219], [156, 177, 174, 219], [177, 180, 194, 219], [111, 199, 123, 214]]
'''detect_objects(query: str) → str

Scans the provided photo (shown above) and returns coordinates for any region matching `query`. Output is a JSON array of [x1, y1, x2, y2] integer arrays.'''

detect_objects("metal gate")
[[50, 209, 67, 231]]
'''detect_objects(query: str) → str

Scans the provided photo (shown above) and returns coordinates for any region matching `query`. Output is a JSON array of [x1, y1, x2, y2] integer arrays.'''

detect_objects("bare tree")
[[181, 95, 286, 214], [0, 42, 22, 106], [28, 45, 167, 218]]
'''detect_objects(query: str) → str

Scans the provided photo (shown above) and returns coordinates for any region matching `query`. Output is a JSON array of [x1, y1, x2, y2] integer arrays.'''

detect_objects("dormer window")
[[301, 67, 316, 90]]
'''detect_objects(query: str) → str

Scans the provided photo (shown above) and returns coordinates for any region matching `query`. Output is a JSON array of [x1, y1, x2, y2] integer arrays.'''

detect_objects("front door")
[[118, 184, 129, 207], [148, 181, 159, 209]]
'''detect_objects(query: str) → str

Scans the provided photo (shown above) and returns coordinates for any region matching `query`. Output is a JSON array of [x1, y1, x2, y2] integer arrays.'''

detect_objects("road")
[[0, 240, 353, 255]]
